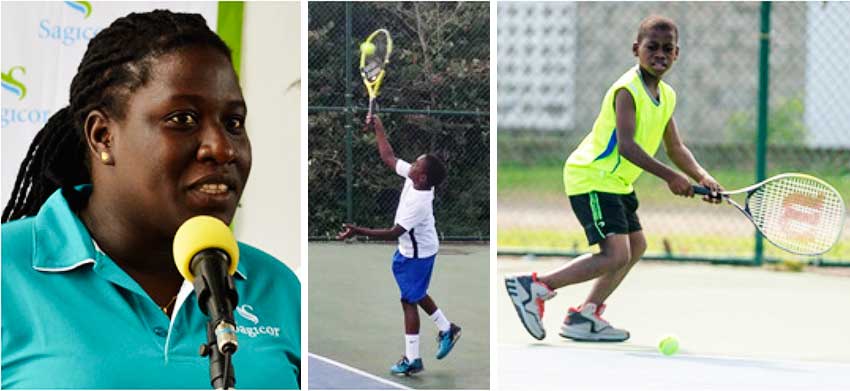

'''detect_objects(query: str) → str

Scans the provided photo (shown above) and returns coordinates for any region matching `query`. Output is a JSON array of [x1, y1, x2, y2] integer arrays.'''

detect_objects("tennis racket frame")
[[359, 28, 393, 117], [693, 173, 845, 256]]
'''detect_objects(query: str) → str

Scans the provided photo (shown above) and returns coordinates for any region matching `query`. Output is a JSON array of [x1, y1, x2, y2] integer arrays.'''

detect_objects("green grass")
[[499, 163, 850, 207], [498, 163, 566, 196], [499, 228, 757, 256], [498, 228, 850, 263]]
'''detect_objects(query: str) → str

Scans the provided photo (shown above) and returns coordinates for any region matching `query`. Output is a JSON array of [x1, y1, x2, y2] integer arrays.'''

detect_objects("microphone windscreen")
[[173, 215, 240, 281]]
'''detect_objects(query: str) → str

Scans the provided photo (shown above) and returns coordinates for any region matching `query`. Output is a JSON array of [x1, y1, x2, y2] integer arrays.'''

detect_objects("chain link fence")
[[498, 2, 850, 265], [309, 2, 490, 240]]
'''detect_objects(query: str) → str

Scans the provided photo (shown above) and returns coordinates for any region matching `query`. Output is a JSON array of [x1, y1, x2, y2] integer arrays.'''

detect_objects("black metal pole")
[[754, 1, 772, 266], [344, 2, 354, 223], [190, 250, 239, 389], [201, 322, 236, 389]]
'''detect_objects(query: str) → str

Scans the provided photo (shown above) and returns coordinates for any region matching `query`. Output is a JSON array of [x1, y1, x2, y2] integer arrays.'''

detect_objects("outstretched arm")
[[337, 223, 406, 241], [663, 117, 724, 203], [366, 114, 397, 170], [614, 89, 693, 197]]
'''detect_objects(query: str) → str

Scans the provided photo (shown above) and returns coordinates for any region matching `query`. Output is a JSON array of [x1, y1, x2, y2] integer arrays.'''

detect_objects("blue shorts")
[[391, 250, 436, 303]]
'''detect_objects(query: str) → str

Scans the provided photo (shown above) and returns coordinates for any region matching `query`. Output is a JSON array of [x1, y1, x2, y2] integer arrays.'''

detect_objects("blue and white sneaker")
[[390, 356, 424, 376], [436, 323, 462, 359], [505, 273, 557, 340]]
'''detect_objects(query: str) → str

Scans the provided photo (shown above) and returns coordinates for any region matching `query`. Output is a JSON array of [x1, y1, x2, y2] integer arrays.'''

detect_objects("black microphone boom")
[[173, 216, 242, 389], [191, 248, 239, 354]]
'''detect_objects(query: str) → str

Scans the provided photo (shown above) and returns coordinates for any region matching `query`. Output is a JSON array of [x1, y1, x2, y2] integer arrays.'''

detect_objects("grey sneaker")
[[505, 273, 556, 340], [559, 303, 630, 342]]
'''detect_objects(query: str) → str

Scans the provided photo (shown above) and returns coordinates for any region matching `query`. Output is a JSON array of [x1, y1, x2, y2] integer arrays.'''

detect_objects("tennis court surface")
[[498, 257, 850, 390], [310, 242, 489, 389]]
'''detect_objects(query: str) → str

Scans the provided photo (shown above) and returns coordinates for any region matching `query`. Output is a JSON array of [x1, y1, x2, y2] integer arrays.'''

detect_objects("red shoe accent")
[[531, 273, 553, 319], [531, 272, 554, 292], [535, 298, 545, 318], [595, 304, 607, 316], [593, 303, 609, 322]]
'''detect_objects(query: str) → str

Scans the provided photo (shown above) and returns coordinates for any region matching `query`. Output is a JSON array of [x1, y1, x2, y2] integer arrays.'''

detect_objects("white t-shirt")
[[393, 160, 439, 258]]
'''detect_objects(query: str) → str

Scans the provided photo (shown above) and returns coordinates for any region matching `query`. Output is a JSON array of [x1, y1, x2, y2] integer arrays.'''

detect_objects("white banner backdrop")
[[1, 1, 218, 206]]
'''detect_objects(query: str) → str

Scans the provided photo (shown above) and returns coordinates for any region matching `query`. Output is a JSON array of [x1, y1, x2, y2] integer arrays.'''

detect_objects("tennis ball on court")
[[658, 336, 679, 356], [360, 42, 376, 56]]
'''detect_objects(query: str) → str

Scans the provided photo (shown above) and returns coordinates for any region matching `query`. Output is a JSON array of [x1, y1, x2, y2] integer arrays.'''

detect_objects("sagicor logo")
[[64, 1, 92, 18], [236, 304, 259, 325], [1, 66, 27, 100], [233, 305, 280, 338]]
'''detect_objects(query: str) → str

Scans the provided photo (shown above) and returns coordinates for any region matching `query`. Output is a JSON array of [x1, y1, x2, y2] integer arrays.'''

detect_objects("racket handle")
[[693, 185, 722, 199]]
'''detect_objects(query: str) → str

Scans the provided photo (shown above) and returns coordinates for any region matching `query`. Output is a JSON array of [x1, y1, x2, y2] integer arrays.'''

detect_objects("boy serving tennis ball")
[[506, 15, 724, 342], [338, 114, 460, 376]]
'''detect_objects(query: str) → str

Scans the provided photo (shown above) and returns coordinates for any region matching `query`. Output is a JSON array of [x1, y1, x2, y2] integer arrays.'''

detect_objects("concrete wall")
[[234, 2, 302, 270]]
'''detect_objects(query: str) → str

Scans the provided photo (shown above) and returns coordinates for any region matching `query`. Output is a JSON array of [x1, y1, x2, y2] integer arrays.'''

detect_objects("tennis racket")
[[693, 173, 845, 255], [359, 29, 393, 117]]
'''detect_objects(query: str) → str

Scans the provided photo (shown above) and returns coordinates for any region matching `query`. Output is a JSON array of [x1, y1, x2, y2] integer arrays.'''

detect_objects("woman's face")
[[107, 45, 251, 234]]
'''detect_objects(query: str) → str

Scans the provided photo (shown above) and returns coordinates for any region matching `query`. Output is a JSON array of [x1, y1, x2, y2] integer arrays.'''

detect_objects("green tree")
[[308, 2, 490, 239]]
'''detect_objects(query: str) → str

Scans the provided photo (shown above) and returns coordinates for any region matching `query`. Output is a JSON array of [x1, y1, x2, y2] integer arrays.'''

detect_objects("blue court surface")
[[309, 353, 409, 390], [499, 257, 850, 390]]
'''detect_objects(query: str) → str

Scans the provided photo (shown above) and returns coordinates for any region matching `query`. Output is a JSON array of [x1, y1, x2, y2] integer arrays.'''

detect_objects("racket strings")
[[363, 34, 389, 82], [748, 176, 845, 254]]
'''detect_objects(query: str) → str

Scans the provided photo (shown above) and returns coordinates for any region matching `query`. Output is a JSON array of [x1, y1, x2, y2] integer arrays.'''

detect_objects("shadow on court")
[[310, 243, 489, 390], [498, 257, 850, 389]]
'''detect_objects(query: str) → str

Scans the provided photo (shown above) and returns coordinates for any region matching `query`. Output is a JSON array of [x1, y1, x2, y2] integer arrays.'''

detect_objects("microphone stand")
[[200, 322, 236, 389], [192, 250, 239, 389]]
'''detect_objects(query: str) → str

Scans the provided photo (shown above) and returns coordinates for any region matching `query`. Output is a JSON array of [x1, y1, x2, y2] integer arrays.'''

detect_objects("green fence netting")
[[309, 2, 490, 240]]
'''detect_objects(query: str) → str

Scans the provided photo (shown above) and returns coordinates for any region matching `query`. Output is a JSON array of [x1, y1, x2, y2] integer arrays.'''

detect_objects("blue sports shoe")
[[390, 356, 424, 376], [435, 323, 462, 359]]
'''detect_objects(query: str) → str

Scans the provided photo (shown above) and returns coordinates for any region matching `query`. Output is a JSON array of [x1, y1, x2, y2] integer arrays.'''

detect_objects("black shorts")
[[569, 191, 642, 245]]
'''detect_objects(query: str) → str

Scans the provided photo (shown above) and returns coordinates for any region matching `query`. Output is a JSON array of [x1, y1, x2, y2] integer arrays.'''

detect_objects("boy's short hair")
[[423, 154, 447, 188], [636, 15, 678, 43]]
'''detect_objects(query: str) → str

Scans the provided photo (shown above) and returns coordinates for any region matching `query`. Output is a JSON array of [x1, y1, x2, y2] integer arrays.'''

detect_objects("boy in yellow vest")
[[506, 15, 724, 342]]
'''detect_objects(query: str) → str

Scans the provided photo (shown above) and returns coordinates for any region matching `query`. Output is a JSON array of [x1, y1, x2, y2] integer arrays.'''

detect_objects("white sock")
[[405, 334, 420, 360], [429, 309, 451, 332]]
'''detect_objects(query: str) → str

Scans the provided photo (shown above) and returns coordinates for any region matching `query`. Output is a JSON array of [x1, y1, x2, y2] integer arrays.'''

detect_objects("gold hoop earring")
[[100, 151, 110, 162]]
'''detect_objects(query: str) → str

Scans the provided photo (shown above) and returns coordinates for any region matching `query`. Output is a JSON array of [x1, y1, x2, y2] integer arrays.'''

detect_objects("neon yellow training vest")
[[564, 65, 676, 195]]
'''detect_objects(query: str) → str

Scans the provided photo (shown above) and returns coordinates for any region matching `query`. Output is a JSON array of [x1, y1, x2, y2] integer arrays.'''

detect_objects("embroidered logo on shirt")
[[236, 304, 260, 324], [235, 304, 281, 338]]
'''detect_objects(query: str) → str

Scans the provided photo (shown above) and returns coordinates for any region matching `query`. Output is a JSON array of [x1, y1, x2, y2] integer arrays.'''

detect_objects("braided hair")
[[2, 10, 232, 223]]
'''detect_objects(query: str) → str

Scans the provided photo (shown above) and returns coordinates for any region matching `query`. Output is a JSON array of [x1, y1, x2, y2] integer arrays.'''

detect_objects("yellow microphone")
[[173, 215, 240, 281], [173, 216, 240, 389]]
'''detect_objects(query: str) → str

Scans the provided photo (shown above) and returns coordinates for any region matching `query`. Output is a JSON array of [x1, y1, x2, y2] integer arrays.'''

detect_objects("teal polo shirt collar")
[[29, 186, 250, 365], [30, 186, 248, 287]]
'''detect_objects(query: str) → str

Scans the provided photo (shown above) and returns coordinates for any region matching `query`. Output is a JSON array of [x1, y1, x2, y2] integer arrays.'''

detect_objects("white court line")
[[308, 353, 412, 390], [499, 343, 850, 368]]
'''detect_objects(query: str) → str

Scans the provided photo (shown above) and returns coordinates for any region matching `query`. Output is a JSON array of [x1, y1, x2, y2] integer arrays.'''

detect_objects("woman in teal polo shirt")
[[1, 10, 300, 389]]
